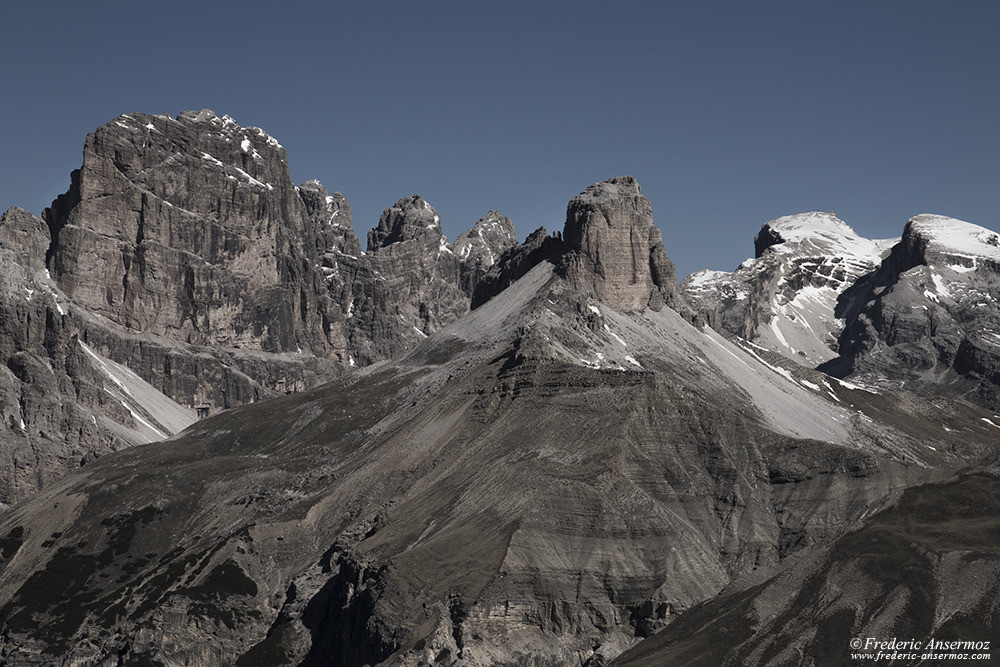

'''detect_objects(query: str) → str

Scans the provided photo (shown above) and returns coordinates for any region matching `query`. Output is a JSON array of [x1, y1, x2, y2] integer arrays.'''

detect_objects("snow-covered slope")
[[681, 212, 896, 366], [906, 214, 1000, 266]]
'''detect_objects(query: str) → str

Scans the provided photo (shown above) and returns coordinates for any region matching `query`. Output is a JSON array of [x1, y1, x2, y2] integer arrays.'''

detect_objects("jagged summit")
[[454, 210, 517, 266], [367, 194, 442, 250], [682, 211, 896, 366]]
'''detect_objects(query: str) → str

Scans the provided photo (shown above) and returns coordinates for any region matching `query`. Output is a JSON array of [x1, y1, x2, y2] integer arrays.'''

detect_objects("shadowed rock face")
[[823, 214, 1000, 407], [611, 473, 1000, 667], [561, 177, 677, 313]]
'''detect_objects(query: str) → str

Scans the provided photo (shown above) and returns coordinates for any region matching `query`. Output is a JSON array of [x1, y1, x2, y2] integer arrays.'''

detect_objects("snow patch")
[[909, 215, 1000, 263]]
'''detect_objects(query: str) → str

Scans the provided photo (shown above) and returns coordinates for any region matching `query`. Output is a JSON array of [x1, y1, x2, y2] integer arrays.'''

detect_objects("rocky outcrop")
[[0, 208, 49, 270], [45, 110, 331, 355], [560, 177, 677, 312], [297, 178, 362, 258], [824, 214, 1000, 406], [472, 226, 563, 308], [680, 212, 895, 366], [454, 210, 518, 295], [324, 197, 520, 364]]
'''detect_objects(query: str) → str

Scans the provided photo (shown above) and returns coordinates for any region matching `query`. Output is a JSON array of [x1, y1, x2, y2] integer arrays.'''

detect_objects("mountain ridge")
[[0, 109, 999, 665]]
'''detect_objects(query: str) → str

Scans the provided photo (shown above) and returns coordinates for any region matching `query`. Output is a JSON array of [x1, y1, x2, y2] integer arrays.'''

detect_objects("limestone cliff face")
[[45, 110, 331, 355], [561, 177, 677, 312], [0, 208, 196, 506], [328, 197, 518, 364], [31, 110, 522, 415]]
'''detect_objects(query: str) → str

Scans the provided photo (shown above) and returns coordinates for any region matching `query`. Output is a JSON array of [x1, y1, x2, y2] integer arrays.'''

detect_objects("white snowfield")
[[907, 214, 1000, 263], [764, 211, 896, 260]]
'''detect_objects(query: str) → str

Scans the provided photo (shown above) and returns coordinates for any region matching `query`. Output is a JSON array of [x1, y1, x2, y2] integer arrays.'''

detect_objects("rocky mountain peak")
[[367, 194, 442, 251], [753, 211, 875, 258], [453, 210, 517, 266], [177, 108, 217, 123], [298, 179, 361, 256], [560, 176, 676, 312]]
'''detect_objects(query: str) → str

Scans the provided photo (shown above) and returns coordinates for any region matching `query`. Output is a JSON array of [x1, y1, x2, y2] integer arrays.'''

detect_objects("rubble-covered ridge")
[[681, 211, 896, 366]]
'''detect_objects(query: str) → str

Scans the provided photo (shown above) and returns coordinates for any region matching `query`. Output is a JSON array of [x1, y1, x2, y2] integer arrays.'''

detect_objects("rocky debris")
[[611, 473, 1000, 667], [0, 252, 993, 665], [824, 214, 1000, 407], [680, 212, 895, 366], [560, 176, 677, 312]]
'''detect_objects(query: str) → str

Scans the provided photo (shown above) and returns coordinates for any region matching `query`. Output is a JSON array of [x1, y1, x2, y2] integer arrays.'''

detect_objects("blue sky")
[[2, 1, 997, 278]]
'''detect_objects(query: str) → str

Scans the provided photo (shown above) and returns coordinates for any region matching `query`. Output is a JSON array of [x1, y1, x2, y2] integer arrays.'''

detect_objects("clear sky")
[[2, 1, 998, 279]]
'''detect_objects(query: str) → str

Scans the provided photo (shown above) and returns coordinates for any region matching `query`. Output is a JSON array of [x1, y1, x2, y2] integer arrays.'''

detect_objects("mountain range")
[[0, 110, 997, 665]]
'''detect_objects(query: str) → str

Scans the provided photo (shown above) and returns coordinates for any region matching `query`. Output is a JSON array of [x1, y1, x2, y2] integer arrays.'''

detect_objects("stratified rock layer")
[[561, 177, 677, 312]]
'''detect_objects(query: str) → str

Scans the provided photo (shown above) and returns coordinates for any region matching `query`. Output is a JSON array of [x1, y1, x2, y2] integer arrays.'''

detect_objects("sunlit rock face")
[[561, 176, 677, 313]]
